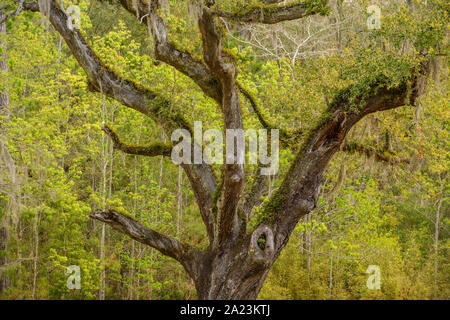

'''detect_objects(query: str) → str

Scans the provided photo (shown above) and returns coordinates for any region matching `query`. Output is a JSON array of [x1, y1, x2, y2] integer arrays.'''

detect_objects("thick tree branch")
[[102, 123, 172, 157], [118, 0, 222, 103], [205, 0, 329, 25], [90, 209, 201, 276], [198, 7, 245, 247], [241, 165, 267, 219], [238, 82, 302, 146], [265, 72, 422, 256], [24, 0, 217, 243]]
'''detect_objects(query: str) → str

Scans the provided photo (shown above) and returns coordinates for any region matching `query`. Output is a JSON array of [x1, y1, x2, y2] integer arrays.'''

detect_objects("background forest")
[[0, 0, 448, 300]]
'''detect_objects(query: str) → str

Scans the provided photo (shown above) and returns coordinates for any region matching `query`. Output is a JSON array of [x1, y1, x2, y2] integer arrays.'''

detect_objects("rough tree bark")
[[18, 0, 428, 299]]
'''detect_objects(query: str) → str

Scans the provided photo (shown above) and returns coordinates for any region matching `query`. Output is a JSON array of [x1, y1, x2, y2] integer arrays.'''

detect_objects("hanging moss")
[[212, 175, 224, 212]]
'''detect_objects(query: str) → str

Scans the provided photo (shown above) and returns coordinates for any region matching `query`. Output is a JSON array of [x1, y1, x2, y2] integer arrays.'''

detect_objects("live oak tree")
[[3, 0, 445, 299]]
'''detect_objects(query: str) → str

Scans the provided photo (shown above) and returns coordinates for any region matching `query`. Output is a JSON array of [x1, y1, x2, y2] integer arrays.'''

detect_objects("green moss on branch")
[[102, 123, 172, 157]]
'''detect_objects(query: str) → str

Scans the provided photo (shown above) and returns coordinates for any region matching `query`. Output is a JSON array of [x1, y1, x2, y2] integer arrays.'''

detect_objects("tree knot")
[[249, 225, 274, 265]]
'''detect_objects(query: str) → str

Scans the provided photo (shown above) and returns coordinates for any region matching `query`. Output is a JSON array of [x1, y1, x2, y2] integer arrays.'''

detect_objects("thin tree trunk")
[[328, 253, 333, 298], [158, 129, 164, 224], [328, 231, 333, 298], [0, 226, 7, 294], [99, 224, 106, 300], [434, 174, 443, 298]]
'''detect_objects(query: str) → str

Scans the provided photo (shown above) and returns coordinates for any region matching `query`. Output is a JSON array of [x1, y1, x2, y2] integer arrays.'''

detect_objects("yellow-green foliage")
[[0, 0, 447, 301]]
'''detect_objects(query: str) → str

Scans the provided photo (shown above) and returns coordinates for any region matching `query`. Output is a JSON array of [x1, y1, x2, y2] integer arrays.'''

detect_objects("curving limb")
[[205, 0, 330, 25], [0, 0, 25, 24]]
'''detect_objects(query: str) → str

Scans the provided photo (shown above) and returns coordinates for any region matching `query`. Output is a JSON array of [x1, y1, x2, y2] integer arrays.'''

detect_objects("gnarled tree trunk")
[[19, 0, 428, 300]]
